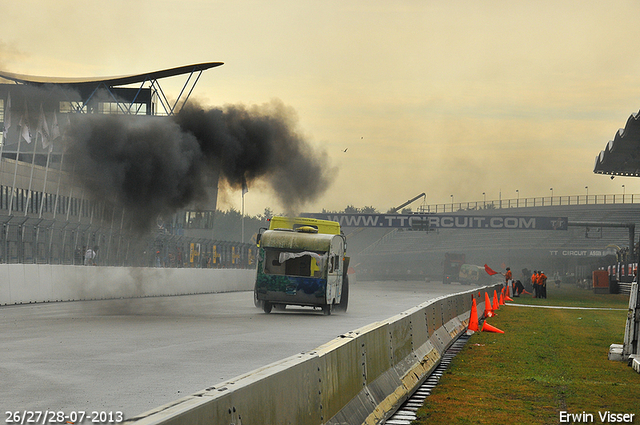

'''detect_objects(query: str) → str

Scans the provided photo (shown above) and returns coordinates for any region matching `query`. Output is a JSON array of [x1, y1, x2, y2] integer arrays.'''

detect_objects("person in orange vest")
[[503, 267, 513, 295], [532, 270, 539, 298], [539, 270, 547, 299]]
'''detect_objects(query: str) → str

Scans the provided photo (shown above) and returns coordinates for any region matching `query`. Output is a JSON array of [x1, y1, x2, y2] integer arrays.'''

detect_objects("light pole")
[[585, 186, 589, 202], [241, 191, 245, 243], [241, 178, 248, 243], [516, 189, 519, 207], [622, 184, 626, 199], [482, 192, 486, 209], [450, 194, 454, 211], [550, 187, 553, 206]]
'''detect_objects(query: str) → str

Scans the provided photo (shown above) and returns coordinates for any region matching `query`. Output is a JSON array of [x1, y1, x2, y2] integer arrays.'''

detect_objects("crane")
[[389, 193, 426, 213]]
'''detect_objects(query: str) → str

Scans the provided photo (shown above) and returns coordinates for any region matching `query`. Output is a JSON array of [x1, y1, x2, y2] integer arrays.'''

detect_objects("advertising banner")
[[302, 213, 568, 230]]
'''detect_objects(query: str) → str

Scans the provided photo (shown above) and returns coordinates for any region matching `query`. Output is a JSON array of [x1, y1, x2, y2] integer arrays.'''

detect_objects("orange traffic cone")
[[492, 290, 500, 311], [484, 292, 494, 318], [499, 292, 505, 305], [505, 294, 514, 302], [482, 321, 504, 334], [467, 298, 479, 333]]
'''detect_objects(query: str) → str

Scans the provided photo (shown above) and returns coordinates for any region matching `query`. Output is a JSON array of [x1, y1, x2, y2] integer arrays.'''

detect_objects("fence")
[[419, 193, 640, 214], [0, 157, 257, 269], [0, 220, 255, 269]]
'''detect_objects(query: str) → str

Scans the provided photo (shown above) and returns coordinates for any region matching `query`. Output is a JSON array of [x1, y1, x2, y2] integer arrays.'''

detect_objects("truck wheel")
[[322, 303, 332, 316], [263, 301, 273, 314], [336, 275, 349, 312], [254, 291, 263, 308]]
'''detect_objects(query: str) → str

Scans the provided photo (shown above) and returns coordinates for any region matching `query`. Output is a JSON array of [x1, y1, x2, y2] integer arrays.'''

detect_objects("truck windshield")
[[263, 249, 326, 278]]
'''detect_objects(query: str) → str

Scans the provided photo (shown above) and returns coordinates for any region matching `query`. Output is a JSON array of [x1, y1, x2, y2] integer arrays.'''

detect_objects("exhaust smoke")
[[65, 99, 334, 232]]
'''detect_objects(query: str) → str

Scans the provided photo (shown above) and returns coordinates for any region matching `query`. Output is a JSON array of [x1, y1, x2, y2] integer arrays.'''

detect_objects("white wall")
[[0, 265, 255, 305]]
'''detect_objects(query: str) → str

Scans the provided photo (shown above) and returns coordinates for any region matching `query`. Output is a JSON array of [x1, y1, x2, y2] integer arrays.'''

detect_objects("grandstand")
[[351, 201, 640, 283], [0, 63, 255, 268]]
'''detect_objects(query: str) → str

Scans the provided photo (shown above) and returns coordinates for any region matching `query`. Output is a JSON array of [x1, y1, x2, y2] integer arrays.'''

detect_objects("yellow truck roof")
[[268, 216, 341, 235]]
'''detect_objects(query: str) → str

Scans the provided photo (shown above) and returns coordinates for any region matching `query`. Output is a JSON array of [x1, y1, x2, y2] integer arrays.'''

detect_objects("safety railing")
[[417, 194, 640, 214]]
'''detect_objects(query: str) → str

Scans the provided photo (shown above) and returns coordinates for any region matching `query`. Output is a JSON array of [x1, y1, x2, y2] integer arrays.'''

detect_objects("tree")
[[210, 209, 269, 242], [260, 207, 274, 221], [344, 205, 359, 214]]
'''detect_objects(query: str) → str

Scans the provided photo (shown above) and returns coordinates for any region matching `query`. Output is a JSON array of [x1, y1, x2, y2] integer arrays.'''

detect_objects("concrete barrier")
[[0, 264, 255, 305], [125, 283, 502, 425]]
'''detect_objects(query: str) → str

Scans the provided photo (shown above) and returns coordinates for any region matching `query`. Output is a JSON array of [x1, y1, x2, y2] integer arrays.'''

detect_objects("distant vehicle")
[[443, 253, 466, 284], [254, 217, 349, 315], [444, 253, 495, 285], [458, 264, 493, 285]]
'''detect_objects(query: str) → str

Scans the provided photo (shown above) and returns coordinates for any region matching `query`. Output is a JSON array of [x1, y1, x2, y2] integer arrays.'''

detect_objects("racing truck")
[[254, 217, 349, 315]]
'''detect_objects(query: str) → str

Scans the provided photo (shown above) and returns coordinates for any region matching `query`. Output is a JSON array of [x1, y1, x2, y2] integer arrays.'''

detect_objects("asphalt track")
[[1, 280, 469, 419]]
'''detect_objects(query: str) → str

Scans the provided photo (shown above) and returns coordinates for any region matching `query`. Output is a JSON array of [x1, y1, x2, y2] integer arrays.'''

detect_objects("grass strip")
[[414, 285, 639, 424]]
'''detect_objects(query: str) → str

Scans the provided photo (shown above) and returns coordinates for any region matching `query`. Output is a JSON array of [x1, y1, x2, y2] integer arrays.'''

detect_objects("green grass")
[[414, 284, 639, 425], [509, 284, 630, 309]]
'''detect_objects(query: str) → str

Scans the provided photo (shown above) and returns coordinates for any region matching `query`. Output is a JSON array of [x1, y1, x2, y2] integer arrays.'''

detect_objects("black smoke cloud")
[[65, 100, 334, 232]]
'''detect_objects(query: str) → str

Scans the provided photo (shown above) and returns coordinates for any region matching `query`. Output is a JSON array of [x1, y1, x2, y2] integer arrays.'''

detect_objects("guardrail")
[[124, 283, 502, 425], [418, 193, 640, 214]]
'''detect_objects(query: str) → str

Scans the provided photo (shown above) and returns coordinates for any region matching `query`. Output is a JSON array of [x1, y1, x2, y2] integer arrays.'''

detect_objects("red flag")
[[484, 264, 499, 276]]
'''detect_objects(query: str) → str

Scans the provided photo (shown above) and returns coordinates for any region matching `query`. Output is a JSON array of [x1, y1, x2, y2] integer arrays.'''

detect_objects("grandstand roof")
[[0, 62, 223, 88], [594, 110, 640, 177]]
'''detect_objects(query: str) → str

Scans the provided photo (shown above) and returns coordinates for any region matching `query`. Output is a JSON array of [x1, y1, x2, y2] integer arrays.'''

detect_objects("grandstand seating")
[[354, 203, 640, 282]]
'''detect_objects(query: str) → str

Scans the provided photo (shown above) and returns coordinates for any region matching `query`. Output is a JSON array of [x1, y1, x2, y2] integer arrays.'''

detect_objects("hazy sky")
[[3, 0, 640, 216]]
